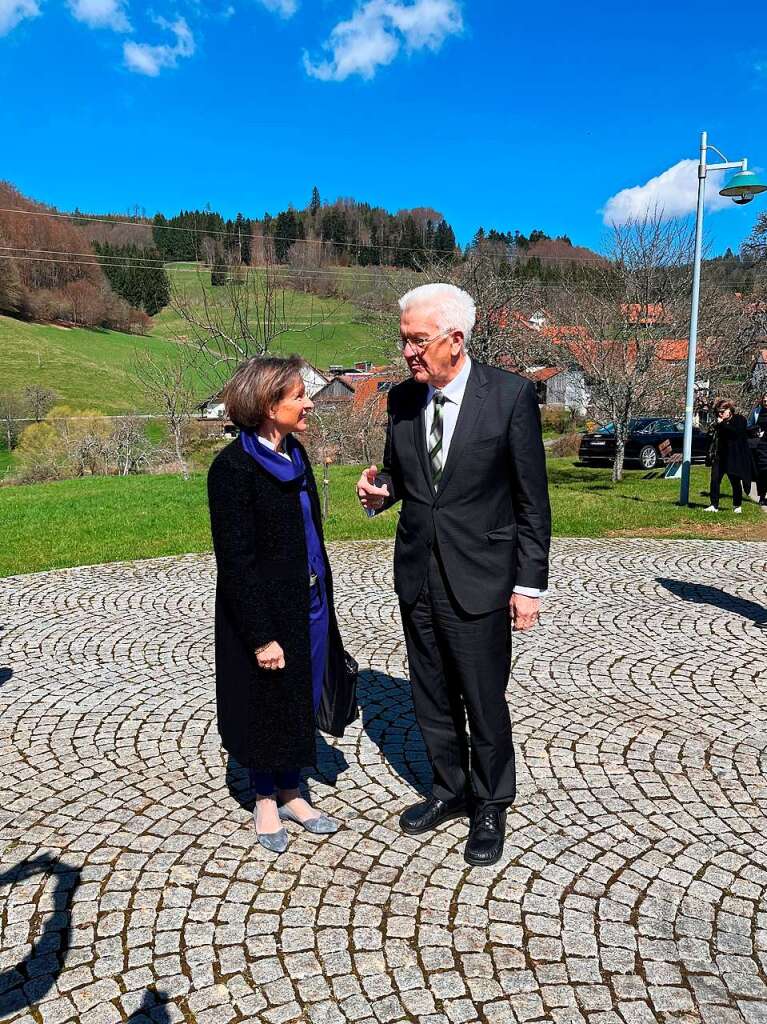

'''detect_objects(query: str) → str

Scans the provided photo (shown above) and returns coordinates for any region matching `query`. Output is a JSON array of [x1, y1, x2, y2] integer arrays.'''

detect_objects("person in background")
[[704, 399, 752, 514], [747, 392, 767, 507], [207, 355, 348, 855]]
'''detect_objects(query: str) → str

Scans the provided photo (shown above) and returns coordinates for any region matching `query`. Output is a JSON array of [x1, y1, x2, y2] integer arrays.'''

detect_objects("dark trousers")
[[710, 464, 742, 508], [755, 451, 767, 500], [400, 547, 515, 808], [758, 471, 767, 501]]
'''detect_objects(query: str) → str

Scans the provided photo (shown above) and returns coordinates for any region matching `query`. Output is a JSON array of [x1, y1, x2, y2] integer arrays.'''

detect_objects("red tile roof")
[[528, 366, 562, 382], [620, 303, 668, 325]]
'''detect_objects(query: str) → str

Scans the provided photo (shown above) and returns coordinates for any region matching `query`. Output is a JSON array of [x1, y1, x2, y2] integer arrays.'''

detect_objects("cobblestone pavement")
[[1, 539, 767, 1024]]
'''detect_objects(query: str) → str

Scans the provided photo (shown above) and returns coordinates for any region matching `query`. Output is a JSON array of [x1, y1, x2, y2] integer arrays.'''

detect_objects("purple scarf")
[[239, 431, 325, 584]]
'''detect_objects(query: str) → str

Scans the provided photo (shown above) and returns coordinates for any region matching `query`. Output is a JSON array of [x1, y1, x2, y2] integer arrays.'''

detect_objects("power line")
[[0, 251, 413, 289], [0, 204, 632, 265], [0, 205, 465, 259], [0, 246, 403, 278], [3, 252, 763, 307]]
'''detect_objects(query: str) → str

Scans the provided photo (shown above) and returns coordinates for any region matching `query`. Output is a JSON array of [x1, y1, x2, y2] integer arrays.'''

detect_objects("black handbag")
[[316, 626, 359, 738]]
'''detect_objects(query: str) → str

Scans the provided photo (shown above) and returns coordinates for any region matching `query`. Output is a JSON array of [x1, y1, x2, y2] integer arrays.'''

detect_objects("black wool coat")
[[711, 414, 752, 486], [207, 438, 343, 772]]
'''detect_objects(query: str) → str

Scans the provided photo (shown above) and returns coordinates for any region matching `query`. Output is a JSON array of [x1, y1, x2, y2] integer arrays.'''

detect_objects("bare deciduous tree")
[[107, 417, 156, 476], [133, 351, 198, 479], [541, 214, 756, 481], [0, 392, 25, 450], [169, 255, 340, 393], [306, 387, 389, 467], [23, 385, 58, 422]]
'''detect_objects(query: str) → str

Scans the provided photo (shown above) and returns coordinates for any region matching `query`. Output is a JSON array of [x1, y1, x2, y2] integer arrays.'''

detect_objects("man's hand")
[[255, 641, 285, 670], [356, 464, 390, 512], [510, 593, 540, 632]]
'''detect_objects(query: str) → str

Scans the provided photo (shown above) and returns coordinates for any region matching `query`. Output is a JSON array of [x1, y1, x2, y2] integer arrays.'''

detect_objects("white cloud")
[[0, 0, 40, 36], [603, 159, 731, 225], [68, 0, 130, 32], [257, 0, 297, 17], [304, 0, 463, 82], [123, 16, 195, 76]]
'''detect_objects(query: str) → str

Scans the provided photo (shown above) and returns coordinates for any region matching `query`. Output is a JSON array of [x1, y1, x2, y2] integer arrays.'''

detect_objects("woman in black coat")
[[207, 355, 354, 854], [704, 399, 752, 514]]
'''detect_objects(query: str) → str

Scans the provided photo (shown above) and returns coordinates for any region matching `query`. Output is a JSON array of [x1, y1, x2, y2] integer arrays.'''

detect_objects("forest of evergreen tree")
[[150, 188, 458, 269]]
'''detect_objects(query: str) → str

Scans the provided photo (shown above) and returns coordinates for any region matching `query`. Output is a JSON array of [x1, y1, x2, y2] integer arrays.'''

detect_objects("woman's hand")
[[255, 641, 285, 671]]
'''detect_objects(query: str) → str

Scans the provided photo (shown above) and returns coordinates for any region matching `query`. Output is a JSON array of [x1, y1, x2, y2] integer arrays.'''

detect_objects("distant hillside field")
[[153, 263, 397, 368], [0, 316, 200, 414], [2, 265, 396, 413]]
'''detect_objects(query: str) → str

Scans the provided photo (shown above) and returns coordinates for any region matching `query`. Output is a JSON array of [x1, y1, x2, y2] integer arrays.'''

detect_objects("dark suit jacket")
[[376, 361, 551, 615]]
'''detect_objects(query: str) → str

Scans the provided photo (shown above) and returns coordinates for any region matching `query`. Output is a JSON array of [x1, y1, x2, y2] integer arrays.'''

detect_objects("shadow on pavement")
[[0, 667, 12, 686], [0, 855, 80, 1017], [224, 669, 431, 806], [657, 577, 767, 627], [125, 988, 174, 1022], [225, 731, 349, 814], [358, 669, 431, 797]]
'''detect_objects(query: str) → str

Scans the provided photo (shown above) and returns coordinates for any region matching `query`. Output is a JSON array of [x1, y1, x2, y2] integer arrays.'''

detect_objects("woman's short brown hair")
[[716, 398, 737, 415], [222, 355, 304, 430]]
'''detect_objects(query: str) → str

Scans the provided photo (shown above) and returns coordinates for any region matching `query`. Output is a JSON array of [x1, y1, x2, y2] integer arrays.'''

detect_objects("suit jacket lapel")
[[436, 362, 488, 497]]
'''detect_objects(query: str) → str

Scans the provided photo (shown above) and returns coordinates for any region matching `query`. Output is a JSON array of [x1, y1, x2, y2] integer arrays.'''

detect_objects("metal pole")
[[679, 131, 707, 505], [322, 459, 330, 520]]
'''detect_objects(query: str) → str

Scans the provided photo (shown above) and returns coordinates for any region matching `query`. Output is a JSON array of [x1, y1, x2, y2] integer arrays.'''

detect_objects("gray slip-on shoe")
[[255, 827, 289, 854], [252, 808, 289, 853], [279, 805, 339, 834]]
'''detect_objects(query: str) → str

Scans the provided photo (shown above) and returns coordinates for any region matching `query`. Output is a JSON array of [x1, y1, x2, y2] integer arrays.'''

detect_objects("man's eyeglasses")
[[400, 328, 454, 353]]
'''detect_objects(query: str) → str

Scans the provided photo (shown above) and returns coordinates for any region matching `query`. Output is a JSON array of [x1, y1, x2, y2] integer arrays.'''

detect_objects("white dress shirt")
[[258, 435, 291, 461], [424, 357, 543, 600]]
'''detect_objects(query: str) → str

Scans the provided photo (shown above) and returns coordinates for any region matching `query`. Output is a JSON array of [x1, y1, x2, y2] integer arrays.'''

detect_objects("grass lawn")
[[1, 459, 764, 578], [0, 447, 13, 478]]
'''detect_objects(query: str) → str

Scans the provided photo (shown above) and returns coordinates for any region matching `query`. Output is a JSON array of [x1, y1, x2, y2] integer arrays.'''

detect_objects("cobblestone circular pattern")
[[1, 539, 767, 1024]]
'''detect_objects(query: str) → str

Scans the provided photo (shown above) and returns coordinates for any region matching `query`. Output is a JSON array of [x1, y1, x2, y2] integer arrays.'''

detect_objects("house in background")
[[198, 396, 226, 420], [301, 363, 330, 397], [527, 366, 590, 414], [311, 375, 357, 408], [312, 367, 399, 411]]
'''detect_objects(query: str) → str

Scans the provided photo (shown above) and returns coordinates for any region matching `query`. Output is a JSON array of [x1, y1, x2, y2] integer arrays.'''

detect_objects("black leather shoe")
[[464, 805, 506, 866], [399, 795, 468, 835]]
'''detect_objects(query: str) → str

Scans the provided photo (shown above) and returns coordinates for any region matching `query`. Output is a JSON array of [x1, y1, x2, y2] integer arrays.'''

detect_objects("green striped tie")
[[429, 392, 446, 489]]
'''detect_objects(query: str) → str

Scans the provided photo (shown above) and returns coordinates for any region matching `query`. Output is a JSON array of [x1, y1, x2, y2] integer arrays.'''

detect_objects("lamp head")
[[719, 169, 767, 205]]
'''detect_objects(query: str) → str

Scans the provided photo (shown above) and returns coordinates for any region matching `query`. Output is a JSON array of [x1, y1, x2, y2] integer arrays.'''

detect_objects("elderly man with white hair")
[[357, 282, 551, 866]]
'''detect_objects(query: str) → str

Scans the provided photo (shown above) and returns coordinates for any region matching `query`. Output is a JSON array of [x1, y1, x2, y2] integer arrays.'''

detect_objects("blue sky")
[[2, 0, 766, 254]]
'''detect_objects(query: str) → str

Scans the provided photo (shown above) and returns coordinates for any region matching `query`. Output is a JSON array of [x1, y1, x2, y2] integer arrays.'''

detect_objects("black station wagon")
[[578, 417, 711, 470]]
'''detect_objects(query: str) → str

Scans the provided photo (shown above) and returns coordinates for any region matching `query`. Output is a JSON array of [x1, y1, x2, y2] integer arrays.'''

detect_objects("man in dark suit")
[[357, 283, 551, 866]]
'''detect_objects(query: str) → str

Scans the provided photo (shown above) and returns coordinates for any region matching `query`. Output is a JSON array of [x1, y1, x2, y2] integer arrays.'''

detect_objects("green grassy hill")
[[1, 265, 395, 414], [154, 263, 395, 368], [0, 316, 199, 414]]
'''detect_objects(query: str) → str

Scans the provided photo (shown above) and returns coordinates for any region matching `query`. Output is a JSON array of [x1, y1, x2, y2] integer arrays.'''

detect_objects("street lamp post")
[[679, 131, 766, 506]]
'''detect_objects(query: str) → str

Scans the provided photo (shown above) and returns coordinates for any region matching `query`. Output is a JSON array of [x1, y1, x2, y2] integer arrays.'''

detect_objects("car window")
[[596, 423, 615, 435]]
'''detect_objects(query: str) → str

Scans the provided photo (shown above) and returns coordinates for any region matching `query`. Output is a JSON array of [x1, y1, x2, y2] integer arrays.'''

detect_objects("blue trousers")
[[251, 580, 329, 796]]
